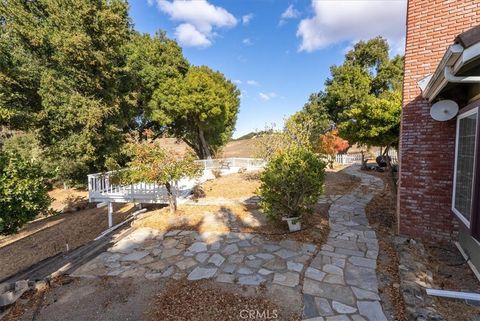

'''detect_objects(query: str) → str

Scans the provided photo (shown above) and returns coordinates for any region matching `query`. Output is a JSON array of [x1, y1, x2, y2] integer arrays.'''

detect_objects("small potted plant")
[[283, 216, 302, 232]]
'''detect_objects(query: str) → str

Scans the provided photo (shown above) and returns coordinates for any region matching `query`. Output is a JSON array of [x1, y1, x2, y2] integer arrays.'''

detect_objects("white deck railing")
[[87, 157, 266, 204]]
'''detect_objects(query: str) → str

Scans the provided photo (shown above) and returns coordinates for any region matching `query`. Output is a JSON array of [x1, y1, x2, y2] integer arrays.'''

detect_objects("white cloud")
[[154, 0, 237, 47], [279, 4, 300, 26], [297, 0, 407, 53], [281, 4, 300, 19], [259, 92, 277, 101], [232, 79, 242, 84], [242, 13, 253, 25], [175, 23, 211, 47], [242, 38, 253, 46], [247, 80, 260, 86]]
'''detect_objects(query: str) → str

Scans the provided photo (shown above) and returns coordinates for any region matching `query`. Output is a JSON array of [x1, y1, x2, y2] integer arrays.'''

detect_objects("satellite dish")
[[430, 100, 459, 121]]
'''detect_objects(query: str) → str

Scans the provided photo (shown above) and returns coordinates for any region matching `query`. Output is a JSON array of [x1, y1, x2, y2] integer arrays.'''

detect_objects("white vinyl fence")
[[335, 151, 398, 165]]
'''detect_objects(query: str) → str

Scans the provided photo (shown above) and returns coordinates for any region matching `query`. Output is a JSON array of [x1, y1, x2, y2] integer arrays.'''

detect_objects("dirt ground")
[[3, 276, 163, 321], [365, 169, 480, 321], [0, 202, 134, 281], [148, 279, 301, 321], [4, 274, 303, 321], [365, 170, 407, 321], [134, 169, 359, 246], [424, 244, 480, 321]]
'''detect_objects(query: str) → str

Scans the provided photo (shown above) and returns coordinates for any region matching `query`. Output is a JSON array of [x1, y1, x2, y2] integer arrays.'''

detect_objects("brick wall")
[[398, 0, 480, 241]]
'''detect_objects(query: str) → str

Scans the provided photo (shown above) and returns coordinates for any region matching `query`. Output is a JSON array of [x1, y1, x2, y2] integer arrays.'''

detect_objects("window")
[[452, 108, 478, 227]]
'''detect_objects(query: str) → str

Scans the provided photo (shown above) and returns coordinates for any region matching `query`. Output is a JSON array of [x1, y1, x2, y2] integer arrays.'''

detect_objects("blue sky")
[[129, 0, 407, 138]]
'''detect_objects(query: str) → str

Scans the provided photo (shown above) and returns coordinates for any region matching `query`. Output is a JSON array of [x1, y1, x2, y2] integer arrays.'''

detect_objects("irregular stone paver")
[[72, 228, 317, 297], [302, 166, 387, 321]]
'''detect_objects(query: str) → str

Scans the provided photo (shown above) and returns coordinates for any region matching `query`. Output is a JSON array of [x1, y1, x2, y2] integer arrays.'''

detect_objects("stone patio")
[[72, 228, 317, 291], [72, 165, 387, 321]]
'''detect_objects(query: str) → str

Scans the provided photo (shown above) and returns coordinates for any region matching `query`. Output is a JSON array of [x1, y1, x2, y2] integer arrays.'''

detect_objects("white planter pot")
[[284, 217, 301, 232]]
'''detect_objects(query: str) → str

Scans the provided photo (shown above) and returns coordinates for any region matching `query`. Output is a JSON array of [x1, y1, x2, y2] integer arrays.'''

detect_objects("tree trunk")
[[198, 127, 211, 159], [165, 182, 177, 213], [360, 151, 368, 170]]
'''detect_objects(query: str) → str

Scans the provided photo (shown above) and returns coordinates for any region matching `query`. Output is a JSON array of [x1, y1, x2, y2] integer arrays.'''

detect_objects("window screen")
[[454, 111, 477, 224]]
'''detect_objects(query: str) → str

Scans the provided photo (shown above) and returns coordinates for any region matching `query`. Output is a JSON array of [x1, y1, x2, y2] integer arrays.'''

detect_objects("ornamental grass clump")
[[258, 147, 326, 223]]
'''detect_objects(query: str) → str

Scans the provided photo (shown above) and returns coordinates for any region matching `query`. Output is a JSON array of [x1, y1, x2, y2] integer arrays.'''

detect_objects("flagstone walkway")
[[72, 166, 386, 321], [302, 166, 386, 321]]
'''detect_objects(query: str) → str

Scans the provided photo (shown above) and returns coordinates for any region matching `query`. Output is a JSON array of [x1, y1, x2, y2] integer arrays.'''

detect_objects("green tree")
[[125, 31, 189, 139], [322, 37, 404, 150], [151, 65, 240, 159], [339, 91, 401, 148], [259, 147, 326, 222], [0, 0, 133, 184], [120, 140, 201, 213], [0, 154, 51, 235]]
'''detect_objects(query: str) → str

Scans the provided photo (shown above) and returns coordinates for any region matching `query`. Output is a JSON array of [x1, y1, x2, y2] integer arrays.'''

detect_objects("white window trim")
[[452, 107, 478, 228]]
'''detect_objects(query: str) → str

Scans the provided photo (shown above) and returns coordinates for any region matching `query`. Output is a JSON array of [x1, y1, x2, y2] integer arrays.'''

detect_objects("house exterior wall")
[[398, 0, 480, 241]]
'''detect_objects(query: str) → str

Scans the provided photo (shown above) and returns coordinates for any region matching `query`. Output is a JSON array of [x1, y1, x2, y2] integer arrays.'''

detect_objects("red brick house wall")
[[398, 0, 480, 241]]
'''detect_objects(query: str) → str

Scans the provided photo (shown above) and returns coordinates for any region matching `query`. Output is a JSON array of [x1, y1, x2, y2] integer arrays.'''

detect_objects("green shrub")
[[0, 154, 51, 235], [259, 147, 326, 221], [2, 132, 57, 180]]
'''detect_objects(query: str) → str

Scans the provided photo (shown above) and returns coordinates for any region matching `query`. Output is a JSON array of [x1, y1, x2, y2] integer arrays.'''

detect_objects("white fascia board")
[[422, 44, 464, 101]]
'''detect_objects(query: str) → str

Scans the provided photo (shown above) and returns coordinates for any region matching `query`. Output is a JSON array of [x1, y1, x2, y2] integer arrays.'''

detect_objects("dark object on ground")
[[376, 155, 391, 168]]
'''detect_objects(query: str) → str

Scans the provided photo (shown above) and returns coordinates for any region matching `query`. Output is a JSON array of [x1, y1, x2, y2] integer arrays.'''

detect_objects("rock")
[[31, 281, 48, 292], [305, 267, 326, 282], [245, 259, 263, 269], [344, 263, 378, 292], [258, 268, 273, 275], [323, 274, 344, 285], [323, 264, 344, 275], [216, 273, 235, 283], [256, 253, 274, 260], [262, 258, 287, 271], [187, 242, 208, 253], [357, 300, 387, 321], [228, 254, 244, 264], [351, 315, 367, 321], [0, 281, 29, 307], [188, 267, 217, 280], [263, 244, 281, 252], [274, 249, 297, 259], [238, 275, 265, 286], [175, 258, 197, 270], [349, 256, 376, 269], [222, 264, 236, 274], [161, 248, 182, 259], [351, 287, 380, 300], [208, 254, 225, 267], [272, 272, 299, 287], [332, 301, 357, 314], [163, 238, 179, 249], [120, 251, 149, 262], [162, 266, 175, 277], [303, 279, 356, 306], [303, 294, 318, 319], [315, 297, 334, 316], [195, 253, 210, 263], [222, 244, 239, 255], [287, 261, 304, 272], [237, 267, 254, 275]]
